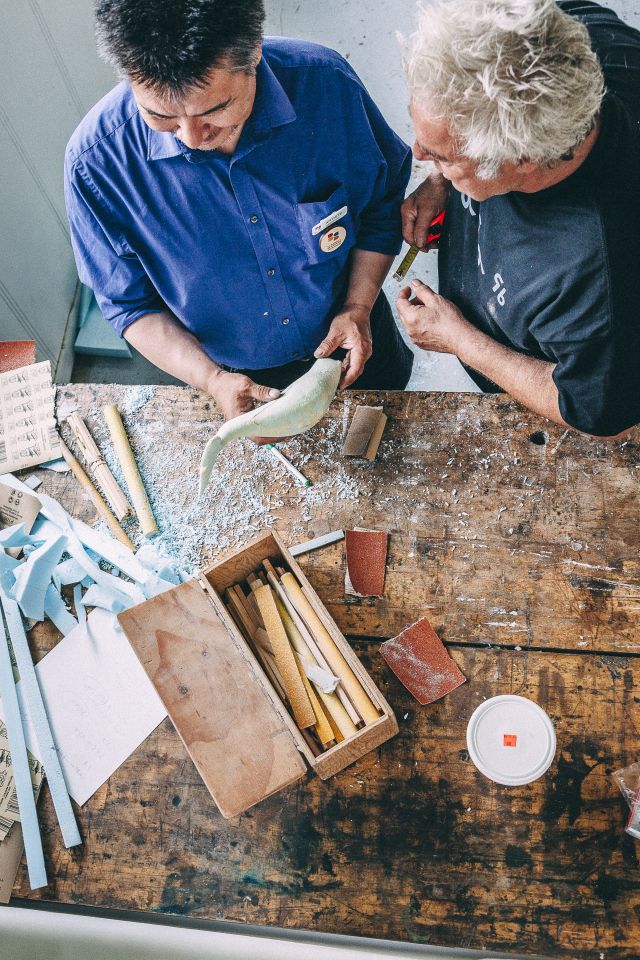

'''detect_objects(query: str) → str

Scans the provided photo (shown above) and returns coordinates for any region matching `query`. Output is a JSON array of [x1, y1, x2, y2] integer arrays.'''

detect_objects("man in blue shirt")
[[65, 0, 413, 426]]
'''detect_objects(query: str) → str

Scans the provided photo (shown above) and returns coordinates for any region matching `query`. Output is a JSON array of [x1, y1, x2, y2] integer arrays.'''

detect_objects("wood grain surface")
[[11, 385, 640, 960]]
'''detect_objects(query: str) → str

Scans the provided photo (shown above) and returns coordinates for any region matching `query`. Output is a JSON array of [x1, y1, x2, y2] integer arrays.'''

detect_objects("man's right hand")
[[208, 370, 280, 444], [401, 173, 449, 249]]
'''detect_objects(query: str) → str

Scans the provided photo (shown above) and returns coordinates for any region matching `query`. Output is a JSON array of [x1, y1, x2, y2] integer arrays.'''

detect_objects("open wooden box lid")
[[117, 576, 307, 818], [119, 530, 397, 818]]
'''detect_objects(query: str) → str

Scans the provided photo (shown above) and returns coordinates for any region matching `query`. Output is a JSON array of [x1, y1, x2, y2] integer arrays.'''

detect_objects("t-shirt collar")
[[146, 53, 296, 162]]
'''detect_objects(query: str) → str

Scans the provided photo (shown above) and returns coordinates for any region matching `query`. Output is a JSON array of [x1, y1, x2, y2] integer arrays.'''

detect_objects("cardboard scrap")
[[342, 405, 387, 460], [345, 528, 388, 597], [0, 482, 41, 536], [380, 617, 466, 705]]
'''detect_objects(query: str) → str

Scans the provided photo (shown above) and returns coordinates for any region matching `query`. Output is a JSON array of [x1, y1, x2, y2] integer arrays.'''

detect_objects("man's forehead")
[[409, 100, 456, 154]]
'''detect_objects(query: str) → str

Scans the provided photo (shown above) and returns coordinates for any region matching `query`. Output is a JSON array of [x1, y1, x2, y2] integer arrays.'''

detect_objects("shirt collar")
[[145, 53, 296, 162]]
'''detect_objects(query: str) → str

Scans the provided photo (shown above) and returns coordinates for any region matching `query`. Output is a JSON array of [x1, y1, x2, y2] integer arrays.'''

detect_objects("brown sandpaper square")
[[380, 617, 466, 704], [345, 528, 388, 597], [0, 341, 36, 373]]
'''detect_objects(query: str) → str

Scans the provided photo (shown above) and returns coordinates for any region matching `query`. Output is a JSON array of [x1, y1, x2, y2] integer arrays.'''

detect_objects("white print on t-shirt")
[[492, 273, 507, 306], [461, 194, 477, 216], [477, 211, 485, 275]]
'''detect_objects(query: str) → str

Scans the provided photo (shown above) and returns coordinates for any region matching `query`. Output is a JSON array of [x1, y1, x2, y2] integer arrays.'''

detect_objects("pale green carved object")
[[199, 358, 342, 494]]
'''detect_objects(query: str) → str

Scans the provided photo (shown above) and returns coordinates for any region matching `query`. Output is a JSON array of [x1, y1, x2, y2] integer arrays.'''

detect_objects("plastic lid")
[[466, 695, 556, 785]]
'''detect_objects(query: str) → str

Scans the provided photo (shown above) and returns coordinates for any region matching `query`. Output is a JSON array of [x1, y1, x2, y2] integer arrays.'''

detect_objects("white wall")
[[0, 1, 113, 378]]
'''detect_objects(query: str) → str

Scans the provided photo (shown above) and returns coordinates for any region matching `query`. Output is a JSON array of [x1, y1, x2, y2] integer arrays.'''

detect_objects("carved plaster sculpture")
[[199, 358, 341, 494]]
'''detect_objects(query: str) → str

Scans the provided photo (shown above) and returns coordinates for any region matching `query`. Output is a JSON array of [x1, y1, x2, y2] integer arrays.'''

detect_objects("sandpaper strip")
[[345, 528, 388, 597], [380, 617, 466, 705]]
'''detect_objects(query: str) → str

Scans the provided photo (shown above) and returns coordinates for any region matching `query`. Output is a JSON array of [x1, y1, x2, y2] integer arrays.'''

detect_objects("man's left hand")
[[396, 278, 466, 354], [314, 304, 373, 388]]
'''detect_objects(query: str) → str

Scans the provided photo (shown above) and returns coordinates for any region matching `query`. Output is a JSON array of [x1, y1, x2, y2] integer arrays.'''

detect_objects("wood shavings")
[[77, 390, 361, 573]]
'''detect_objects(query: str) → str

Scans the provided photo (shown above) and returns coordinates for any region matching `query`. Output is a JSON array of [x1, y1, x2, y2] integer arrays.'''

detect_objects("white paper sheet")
[[0, 608, 166, 805]]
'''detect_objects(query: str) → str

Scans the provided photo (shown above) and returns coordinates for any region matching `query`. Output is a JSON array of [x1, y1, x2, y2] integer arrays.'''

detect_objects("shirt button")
[[267, 267, 275, 277], [282, 317, 290, 325], [249, 215, 259, 223]]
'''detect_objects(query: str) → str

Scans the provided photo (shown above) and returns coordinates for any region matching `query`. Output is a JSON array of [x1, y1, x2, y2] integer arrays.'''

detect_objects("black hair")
[[95, 0, 265, 95]]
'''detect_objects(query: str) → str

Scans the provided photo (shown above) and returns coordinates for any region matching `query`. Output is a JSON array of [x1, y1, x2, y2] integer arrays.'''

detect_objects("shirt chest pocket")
[[295, 185, 355, 266]]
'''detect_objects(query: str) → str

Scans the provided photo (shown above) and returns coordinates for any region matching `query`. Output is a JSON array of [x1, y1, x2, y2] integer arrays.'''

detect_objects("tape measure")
[[393, 209, 446, 281]]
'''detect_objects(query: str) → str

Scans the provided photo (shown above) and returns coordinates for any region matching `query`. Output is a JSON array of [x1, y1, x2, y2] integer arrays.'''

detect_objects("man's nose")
[[412, 141, 427, 161], [178, 117, 212, 149]]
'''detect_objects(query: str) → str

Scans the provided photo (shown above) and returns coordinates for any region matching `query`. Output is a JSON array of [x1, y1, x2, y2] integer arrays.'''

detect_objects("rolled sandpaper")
[[66, 412, 131, 521], [103, 404, 158, 538], [253, 584, 315, 730]]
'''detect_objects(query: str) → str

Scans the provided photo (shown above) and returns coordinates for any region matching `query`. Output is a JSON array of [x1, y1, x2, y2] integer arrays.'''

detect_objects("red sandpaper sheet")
[[0, 341, 36, 373], [380, 617, 466, 704], [345, 528, 388, 597]]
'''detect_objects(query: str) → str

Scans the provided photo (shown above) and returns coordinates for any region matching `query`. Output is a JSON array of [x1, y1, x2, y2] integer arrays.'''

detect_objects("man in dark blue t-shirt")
[[397, 0, 639, 438]]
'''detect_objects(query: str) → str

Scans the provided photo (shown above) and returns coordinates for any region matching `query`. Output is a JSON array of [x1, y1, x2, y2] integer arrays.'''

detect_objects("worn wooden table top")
[[12, 385, 640, 959]]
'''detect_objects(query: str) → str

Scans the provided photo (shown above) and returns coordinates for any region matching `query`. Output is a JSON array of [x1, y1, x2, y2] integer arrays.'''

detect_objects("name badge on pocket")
[[312, 205, 348, 236], [319, 226, 347, 253]]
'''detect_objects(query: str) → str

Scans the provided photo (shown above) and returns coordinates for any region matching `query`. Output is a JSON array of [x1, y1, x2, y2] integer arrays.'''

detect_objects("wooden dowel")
[[253, 584, 315, 730], [57, 437, 134, 550], [103, 404, 158, 538], [280, 572, 380, 725], [65, 412, 132, 521]]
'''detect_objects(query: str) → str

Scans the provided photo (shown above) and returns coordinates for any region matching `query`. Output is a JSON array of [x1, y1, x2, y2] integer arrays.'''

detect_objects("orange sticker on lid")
[[503, 734, 517, 747]]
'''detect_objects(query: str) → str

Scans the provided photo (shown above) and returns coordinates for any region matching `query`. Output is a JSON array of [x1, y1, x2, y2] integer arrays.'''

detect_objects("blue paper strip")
[[0, 592, 81, 850], [0, 604, 47, 889]]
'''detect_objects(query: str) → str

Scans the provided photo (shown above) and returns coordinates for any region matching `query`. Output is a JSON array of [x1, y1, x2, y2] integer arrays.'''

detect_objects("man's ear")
[[254, 41, 262, 68]]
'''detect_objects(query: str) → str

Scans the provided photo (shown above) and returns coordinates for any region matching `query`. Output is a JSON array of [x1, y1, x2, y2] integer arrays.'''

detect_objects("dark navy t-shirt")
[[438, 1, 640, 435]]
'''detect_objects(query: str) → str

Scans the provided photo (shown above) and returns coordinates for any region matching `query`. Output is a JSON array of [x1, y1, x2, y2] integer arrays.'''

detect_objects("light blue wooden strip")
[[0, 593, 81, 849], [0, 606, 47, 889]]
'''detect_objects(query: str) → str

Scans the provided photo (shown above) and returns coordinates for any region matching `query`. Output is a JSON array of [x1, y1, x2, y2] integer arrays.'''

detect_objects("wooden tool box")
[[118, 531, 398, 818]]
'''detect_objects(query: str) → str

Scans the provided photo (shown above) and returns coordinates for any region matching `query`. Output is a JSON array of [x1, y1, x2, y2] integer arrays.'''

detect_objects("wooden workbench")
[[11, 386, 640, 959]]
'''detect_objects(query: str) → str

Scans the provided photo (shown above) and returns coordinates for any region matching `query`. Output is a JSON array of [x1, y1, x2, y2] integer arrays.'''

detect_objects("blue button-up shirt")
[[64, 38, 411, 369]]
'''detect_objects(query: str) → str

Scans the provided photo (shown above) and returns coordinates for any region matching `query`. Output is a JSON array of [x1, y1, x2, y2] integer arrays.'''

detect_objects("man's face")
[[132, 58, 259, 153], [409, 99, 530, 201]]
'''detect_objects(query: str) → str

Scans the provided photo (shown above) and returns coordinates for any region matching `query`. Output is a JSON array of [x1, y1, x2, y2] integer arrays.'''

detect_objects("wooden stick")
[[223, 589, 271, 652], [274, 573, 362, 727], [57, 437, 134, 550], [252, 584, 315, 730], [65, 412, 132, 521], [102, 404, 158, 538], [280, 572, 380, 724], [232, 585, 260, 630]]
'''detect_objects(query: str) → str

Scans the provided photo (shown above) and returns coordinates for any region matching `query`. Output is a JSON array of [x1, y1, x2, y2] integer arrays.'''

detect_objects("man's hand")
[[314, 304, 373, 388], [208, 369, 280, 445], [396, 278, 466, 353], [401, 173, 449, 249]]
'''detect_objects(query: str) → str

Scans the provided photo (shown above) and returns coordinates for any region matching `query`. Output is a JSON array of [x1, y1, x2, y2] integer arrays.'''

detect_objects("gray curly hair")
[[403, 0, 605, 179]]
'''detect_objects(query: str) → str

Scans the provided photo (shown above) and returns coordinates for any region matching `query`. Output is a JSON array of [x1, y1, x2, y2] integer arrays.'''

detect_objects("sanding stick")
[[253, 584, 315, 730], [103, 404, 158, 538]]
